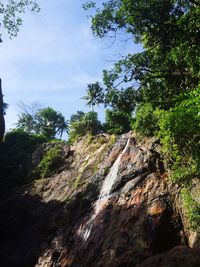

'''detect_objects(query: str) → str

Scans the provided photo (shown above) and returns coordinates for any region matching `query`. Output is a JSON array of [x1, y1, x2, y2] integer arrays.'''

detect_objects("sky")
[[0, 0, 141, 134]]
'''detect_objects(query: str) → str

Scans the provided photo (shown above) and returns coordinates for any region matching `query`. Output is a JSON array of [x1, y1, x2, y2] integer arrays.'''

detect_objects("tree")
[[68, 111, 102, 143], [82, 82, 104, 110], [36, 107, 69, 139], [104, 109, 131, 134], [83, 0, 200, 110], [70, 111, 85, 123], [83, 1, 200, 189], [17, 102, 40, 134], [17, 105, 68, 139], [0, 129, 46, 189]]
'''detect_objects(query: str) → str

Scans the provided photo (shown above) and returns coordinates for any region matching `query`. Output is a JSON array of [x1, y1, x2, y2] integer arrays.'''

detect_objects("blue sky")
[[0, 0, 141, 133]]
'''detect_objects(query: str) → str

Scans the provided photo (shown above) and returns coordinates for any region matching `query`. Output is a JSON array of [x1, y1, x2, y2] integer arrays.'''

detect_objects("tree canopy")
[[17, 105, 68, 140], [84, 0, 200, 111], [68, 111, 102, 143], [82, 0, 200, 192]]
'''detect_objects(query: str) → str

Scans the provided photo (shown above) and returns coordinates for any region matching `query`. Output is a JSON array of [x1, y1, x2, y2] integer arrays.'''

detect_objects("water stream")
[[78, 136, 131, 241]]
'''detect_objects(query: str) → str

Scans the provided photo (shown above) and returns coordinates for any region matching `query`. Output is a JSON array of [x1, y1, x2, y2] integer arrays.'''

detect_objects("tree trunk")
[[0, 79, 5, 142]]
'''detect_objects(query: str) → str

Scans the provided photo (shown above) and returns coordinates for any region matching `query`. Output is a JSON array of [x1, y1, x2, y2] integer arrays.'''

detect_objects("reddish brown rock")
[[0, 133, 199, 267]]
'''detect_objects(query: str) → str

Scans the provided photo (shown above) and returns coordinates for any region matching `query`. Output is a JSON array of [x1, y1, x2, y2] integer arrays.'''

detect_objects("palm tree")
[[56, 118, 69, 139], [37, 107, 68, 139], [17, 105, 68, 140], [82, 82, 104, 110]]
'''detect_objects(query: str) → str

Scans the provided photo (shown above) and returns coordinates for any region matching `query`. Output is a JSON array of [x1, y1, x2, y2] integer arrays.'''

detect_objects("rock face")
[[0, 133, 199, 267]]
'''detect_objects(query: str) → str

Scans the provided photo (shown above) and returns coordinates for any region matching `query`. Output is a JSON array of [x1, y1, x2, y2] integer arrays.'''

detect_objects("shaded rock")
[[137, 246, 200, 267], [32, 141, 70, 167]]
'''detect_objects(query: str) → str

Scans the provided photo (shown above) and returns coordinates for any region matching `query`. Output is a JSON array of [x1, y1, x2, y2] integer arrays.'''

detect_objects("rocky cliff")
[[0, 132, 199, 267]]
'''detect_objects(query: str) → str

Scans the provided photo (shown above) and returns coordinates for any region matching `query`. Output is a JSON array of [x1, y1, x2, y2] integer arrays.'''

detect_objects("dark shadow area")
[[0, 182, 96, 267], [0, 192, 63, 267], [147, 209, 183, 254], [0, 131, 46, 200], [137, 246, 200, 267], [61, 193, 185, 267]]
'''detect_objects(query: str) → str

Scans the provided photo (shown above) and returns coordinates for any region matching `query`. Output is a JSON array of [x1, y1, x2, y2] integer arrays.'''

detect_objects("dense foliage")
[[104, 109, 131, 134], [36, 144, 65, 178], [181, 187, 200, 232], [17, 106, 68, 140], [132, 103, 158, 137], [156, 86, 200, 182], [0, 129, 46, 190], [83, 0, 200, 175], [68, 111, 102, 143], [83, 0, 200, 230], [84, 0, 199, 109]]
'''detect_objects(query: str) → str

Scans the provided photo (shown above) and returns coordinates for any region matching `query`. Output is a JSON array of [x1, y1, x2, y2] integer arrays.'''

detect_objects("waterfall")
[[78, 137, 131, 241]]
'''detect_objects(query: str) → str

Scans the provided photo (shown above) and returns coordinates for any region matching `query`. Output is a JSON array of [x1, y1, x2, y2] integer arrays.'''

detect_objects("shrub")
[[132, 103, 158, 136], [0, 129, 47, 187], [156, 86, 200, 182], [181, 187, 200, 232], [68, 111, 102, 144], [104, 109, 131, 135], [37, 145, 65, 178]]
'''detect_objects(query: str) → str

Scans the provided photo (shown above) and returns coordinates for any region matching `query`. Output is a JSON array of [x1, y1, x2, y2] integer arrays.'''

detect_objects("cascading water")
[[78, 136, 131, 241]]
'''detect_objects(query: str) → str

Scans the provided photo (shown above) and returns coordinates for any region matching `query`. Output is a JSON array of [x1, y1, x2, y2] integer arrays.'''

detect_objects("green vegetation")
[[82, 0, 200, 182], [84, 1, 199, 109], [181, 188, 200, 232], [17, 105, 68, 140], [0, 0, 199, 231], [82, 0, 200, 229], [37, 145, 65, 178], [0, 0, 40, 38], [0, 128, 66, 189], [132, 103, 158, 137], [104, 109, 131, 135], [156, 87, 200, 183], [68, 111, 102, 144], [0, 129, 46, 186]]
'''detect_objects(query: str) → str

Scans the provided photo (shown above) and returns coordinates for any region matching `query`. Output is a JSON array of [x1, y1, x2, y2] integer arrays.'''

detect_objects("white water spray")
[[78, 137, 131, 241]]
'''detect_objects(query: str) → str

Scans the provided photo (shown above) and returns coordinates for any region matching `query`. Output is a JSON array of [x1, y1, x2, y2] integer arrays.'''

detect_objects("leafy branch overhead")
[[0, 0, 40, 38], [83, 0, 200, 111]]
